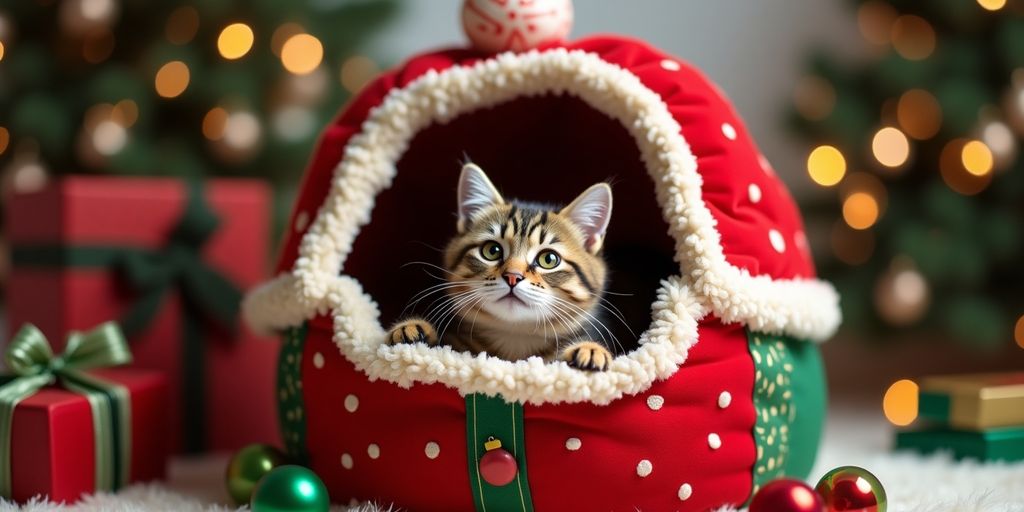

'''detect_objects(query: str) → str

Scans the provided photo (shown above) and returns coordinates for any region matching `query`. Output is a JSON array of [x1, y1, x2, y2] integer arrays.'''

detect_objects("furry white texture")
[[242, 48, 842, 404]]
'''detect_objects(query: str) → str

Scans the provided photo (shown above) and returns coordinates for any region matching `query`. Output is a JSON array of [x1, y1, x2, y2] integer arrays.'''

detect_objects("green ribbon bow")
[[0, 322, 133, 499], [11, 182, 242, 453]]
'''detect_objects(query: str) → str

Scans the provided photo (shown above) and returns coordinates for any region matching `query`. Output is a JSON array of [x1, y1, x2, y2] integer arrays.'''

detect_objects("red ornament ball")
[[479, 447, 518, 486], [750, 478, 825, 512], [815, 466, 887, 512]]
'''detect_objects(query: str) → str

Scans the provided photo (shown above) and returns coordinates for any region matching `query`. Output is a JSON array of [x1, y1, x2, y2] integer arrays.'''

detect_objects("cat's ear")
[[457, 163, 504, 232], [561, 183, 613, 253]]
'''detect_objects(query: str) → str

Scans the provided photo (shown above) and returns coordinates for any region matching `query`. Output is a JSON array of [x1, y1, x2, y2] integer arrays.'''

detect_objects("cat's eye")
[[480, 241, 503, 261], [536, 249, 561, 269]]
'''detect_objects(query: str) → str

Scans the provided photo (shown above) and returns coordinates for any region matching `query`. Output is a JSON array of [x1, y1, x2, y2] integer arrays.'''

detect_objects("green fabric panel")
[[896, 426, 1024, 461], [278, 325, 309, 464], [746, 331, 826, 497], [465, 394, 534, 512], [918, 392, 951, 422]]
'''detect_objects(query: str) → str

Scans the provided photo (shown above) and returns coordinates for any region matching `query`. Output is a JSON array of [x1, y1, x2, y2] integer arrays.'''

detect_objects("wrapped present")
[[918, 372, 1024, 430], [6, 177, 278, 453], [1, 323, 167, 503], [896, 426, 1024, 462]]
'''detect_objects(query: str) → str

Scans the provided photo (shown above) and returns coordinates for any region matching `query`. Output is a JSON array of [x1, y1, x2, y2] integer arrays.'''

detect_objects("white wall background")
[[359, 0, 863, 196]]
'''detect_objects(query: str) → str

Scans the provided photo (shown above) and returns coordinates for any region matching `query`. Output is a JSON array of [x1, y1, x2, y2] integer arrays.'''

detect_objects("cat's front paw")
[[388, 319, 439, 346], [561, 341, 612, 372]]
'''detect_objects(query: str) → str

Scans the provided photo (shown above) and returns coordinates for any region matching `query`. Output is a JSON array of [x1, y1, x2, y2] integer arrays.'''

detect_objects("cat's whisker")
[[548, 296, 625, 355], [437, 291, 485, 342], [402, 282, 471, 316], [423, 289, 479, 325]]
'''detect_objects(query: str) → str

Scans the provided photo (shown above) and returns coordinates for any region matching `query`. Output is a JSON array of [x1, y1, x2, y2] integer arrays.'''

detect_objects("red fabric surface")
[[5, 177, 280, 454], [301, 317, 755, 510], [9, 369, 168, 503]]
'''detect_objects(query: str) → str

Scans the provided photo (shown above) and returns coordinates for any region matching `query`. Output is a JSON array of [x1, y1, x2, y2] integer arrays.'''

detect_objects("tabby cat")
[[387, 163, 616, 371]]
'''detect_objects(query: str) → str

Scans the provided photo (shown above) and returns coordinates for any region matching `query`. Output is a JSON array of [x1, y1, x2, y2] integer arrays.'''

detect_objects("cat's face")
[[442, 164, 611, 330]]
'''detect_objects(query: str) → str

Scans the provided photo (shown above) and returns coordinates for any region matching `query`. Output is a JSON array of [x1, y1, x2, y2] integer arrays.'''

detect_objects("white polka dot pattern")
[[769, 229, 786, 253], [708, 433, 722, 450], [748, 184, 762, 203], [722, 122, 737, 140], [344, 394, 359, 413], [660, 59, 681, 71], [636, 459, 653, 477], [718, 391, 732, 409], [294, 210, 310, 232], [565, 437, 582, 451], [312, 352, 324, 369], [424, 441, 440, 459], [367, 443, 380, 459], [678, 483, 693, 501], [646, 394, 664, 411], [340, 453, 353, 469]]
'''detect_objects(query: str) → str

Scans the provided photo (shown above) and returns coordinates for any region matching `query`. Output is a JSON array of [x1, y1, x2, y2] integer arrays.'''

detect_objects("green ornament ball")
[[225, 443, 288, 506], [250, 465, 330, 512]]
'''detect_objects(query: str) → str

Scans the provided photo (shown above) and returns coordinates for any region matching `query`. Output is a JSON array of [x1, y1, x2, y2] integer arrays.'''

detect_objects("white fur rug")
[[3, 408, 1023, 511]]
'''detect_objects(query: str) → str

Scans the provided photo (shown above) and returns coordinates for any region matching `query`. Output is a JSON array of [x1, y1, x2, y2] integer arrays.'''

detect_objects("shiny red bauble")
[[815, 466, 887, 512], [749, 478, 826, 512], [479, 447, 518, 486]]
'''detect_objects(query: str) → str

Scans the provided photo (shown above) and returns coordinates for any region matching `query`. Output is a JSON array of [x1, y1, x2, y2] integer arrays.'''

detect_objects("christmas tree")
[[0, 0, 398, 231], [790, 0, 1024, 349]]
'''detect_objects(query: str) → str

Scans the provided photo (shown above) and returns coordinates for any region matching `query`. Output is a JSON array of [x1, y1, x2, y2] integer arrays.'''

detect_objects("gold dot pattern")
[[748, 334, 797, 494], [279, 324, 309, 461]]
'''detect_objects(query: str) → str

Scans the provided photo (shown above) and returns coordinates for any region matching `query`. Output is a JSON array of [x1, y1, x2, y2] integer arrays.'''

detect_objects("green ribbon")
[[10, 182, 242, 453], [0, 322, 133, 499], [465, 394, 535, 512]]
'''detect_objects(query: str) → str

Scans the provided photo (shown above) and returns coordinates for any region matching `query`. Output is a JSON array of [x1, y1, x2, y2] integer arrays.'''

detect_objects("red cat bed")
[[244, 26, 840, 512]]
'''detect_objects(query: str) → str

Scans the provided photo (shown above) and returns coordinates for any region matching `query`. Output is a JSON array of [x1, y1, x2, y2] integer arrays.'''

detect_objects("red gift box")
[[7, 368, 168, 503], [5, 177, 279, 453]]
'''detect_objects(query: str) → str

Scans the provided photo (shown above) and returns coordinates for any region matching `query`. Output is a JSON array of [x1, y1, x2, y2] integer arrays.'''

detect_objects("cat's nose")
[[503, 272, 525, 288]]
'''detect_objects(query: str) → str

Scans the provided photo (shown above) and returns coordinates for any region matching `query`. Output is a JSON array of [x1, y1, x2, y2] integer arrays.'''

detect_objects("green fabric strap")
[[745, 330, 826, 500], [10, 182, 242, 453], [277, 325, 309, 464], [465, 394, 534, 512], [0, 322, 133, 498]]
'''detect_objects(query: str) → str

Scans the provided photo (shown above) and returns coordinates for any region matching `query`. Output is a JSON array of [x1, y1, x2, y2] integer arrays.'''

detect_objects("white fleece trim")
[[243, 48, 840, 404]]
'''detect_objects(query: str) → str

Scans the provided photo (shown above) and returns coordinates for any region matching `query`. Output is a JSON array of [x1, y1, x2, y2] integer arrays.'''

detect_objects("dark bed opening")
[[343, 94, 677, 354]]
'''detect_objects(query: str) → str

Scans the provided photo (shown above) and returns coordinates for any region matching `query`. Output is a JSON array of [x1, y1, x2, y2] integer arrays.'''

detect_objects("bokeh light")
[[340, 55, 379, 94], [961, 140, 993, 176], [883, 379, 919, 426], [0, 127, 9, 155], [155, 60, 190, 98], [941, 139, 993, 195], [897, 89, 942, 140], [111, 99, 138, 127], [92, 119, 127, 156], [218, 23, 254, 60], [843, 192, 880, 230], [202, 107, 228, 141], [271, 23, 304, 56], [82, 30, 115, 64], [807, 145, 846, 186], [857, 1, 898, 46], [891, 15, 936, 60], [223, 110, 261, 150], [831, 222, 875, 266], [281, 33, 323, 74], [1015, 315, 1024, 349], [166, 6, 199, 45], [977, 0, 1007, 11], [793, 75, 836, 121], [872, 127, 910, 168], [0, 41, 5, 62]]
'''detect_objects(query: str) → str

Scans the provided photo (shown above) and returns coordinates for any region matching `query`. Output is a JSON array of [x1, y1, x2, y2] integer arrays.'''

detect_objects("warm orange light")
[[0, 126, 9, 155], [1014, 315, 1024, 349], [111, 100, 138, 127], [961, 140, 994, 176], [166, 6, 199, 45], [218, 23, 254, 60], [155, 60, 190, 98], [280, 33, 322, 75], [892, 15, 936, 60], [883, 379, 919, 426], [794, 75, 836, 121], [897, 89, 942, 140], [0, 41, 5, 62], [202, 107, 229, 141], [843, 192, 880, 230], [82, 31, 115, 64], [941, 139, 992, 195], [977, 0, 1007, 10], [271, 23, 304, 56], [872, 127, 910, 168], [857, 1, 898, 46], [340, 55, 379, 93], [807, 145, 846, 186]]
